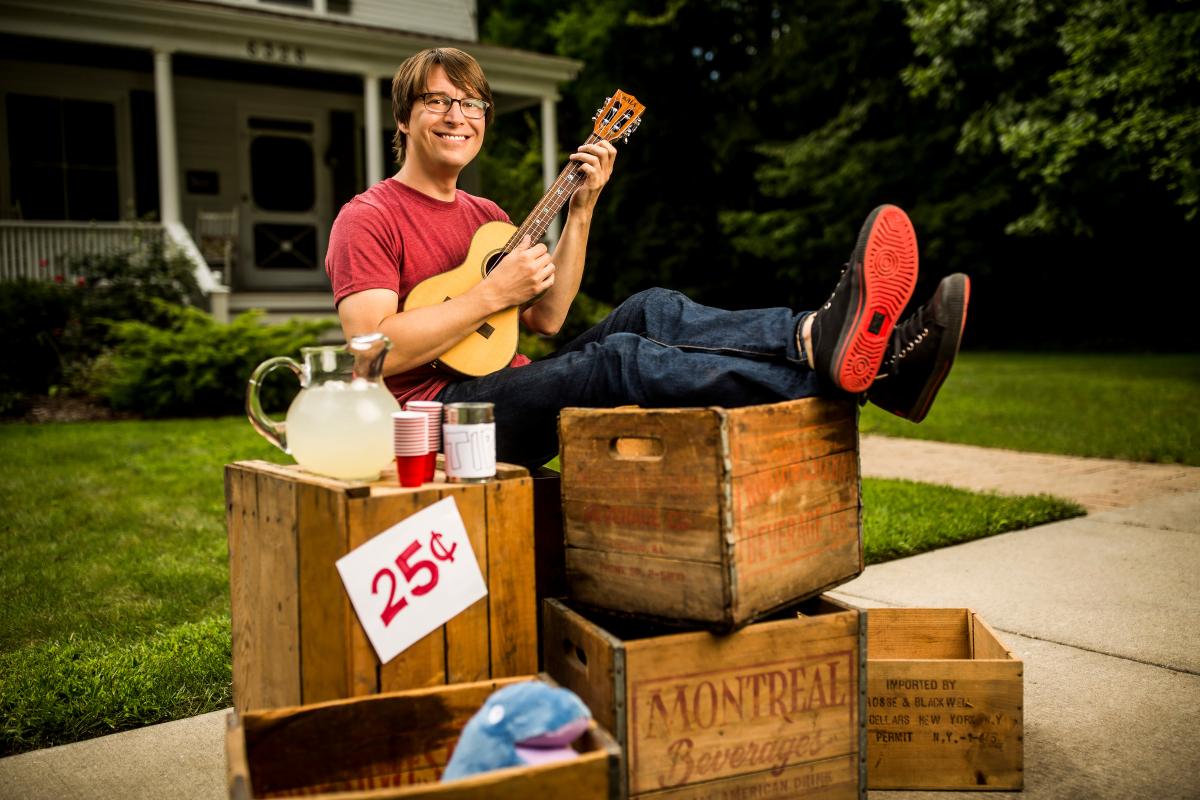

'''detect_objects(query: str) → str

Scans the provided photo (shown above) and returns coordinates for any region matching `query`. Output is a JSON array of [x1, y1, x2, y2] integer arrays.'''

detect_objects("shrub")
[[0, 280, 78, 414], [64, 241, 202, 363], [91, 302, 335, 417], [0, 241, 203, 414]]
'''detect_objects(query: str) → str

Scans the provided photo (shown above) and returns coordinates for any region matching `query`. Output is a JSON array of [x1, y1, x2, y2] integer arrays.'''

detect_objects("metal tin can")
[[442, 402, 496, 483]]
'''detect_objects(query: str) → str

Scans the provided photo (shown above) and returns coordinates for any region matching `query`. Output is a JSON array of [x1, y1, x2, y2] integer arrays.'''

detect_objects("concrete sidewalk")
[[2, 438, 1199, 799]]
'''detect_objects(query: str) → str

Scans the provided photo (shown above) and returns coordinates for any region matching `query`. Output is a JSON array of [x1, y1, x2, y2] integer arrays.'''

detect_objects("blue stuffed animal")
[[441, 681, 592, 781]]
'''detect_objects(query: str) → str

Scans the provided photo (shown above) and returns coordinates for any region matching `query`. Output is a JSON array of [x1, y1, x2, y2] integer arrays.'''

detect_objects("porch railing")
[[0, 220, 229, 322]]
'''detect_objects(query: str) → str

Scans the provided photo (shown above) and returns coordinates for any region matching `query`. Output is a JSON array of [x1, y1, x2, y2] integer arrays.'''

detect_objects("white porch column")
[[153, 49, 180, 224], [364, 74, 384, 186], [541, 95, 561, 245]]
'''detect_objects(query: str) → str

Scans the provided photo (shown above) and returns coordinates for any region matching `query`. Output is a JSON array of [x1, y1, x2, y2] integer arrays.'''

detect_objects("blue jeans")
[[437, 288, 827, 466]]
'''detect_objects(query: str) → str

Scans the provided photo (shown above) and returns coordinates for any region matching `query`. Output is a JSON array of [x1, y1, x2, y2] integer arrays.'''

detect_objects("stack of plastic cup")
[[391, 410, 429, 487], [405, 400, 443, 482]]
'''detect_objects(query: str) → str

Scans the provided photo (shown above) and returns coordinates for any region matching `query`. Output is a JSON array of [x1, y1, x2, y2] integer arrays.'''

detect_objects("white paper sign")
[[336, 496, 487, 664]]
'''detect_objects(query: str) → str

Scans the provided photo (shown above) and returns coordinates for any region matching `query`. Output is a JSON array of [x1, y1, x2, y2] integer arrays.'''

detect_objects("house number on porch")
[[246, 39, 306, 65]]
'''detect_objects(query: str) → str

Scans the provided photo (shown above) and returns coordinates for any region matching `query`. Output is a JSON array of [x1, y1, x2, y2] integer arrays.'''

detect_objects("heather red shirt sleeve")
[[326, 200, 403, 307]]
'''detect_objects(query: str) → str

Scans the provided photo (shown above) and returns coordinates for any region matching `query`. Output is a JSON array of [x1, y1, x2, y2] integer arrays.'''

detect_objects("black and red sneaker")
[[867, 273, 971, 423], [809, 205, 920, 394]]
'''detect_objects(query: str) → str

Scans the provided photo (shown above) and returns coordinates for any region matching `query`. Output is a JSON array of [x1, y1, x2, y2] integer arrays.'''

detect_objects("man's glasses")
[[418, 93, 490, 119]]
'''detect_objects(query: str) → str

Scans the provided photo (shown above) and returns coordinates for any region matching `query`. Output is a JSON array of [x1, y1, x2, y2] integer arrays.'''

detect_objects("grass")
[[861, 352, 1200, 465], [0, 413, 1084, 755], [0, 418, 287, 755], [862, 478, 1082, 564]]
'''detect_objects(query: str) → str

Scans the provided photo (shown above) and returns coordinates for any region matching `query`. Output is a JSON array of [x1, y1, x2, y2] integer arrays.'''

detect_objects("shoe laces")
[[882, 304, 931, 376], [821, 263, 850, 311]]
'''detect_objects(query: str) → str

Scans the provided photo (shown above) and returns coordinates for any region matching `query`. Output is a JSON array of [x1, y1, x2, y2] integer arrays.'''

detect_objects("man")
[[327, 47, 970, 467]]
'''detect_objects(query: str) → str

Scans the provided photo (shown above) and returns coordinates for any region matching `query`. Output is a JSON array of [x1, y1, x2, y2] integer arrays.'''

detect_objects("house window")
[[5, 93, 119, 220], [259, 0, 351, 13]]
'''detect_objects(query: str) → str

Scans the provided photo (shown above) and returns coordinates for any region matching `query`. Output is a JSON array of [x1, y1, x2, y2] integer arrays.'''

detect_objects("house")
[[0, 0, 580, 324]]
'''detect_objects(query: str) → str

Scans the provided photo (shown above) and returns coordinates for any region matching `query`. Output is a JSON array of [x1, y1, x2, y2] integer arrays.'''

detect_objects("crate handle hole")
[[609, 436, 664, 460], [562, 638, 588, 672]]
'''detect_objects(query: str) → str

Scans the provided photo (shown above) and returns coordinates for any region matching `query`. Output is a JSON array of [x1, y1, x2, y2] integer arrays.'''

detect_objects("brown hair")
[[391, 47, 494, 165]]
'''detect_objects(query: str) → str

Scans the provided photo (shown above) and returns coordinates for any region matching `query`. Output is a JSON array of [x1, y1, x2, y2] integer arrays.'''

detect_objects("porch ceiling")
[[0, 0, 581, 99]]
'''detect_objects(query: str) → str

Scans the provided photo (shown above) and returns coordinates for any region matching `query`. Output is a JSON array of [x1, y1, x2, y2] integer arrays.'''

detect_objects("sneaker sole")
[[908, 273, 970, 423], [831, 205, 919, 393]]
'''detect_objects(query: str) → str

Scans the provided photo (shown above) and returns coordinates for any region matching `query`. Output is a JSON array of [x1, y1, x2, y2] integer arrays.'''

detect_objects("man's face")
[[399, 65, 486, 176]]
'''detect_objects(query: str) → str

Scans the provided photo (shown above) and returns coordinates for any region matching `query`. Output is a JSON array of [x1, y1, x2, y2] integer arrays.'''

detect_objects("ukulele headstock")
[[592, 90, 645, 144]]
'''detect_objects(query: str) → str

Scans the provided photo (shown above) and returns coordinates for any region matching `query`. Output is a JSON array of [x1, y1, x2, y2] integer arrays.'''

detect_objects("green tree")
[[903, 0, 1200, 234]]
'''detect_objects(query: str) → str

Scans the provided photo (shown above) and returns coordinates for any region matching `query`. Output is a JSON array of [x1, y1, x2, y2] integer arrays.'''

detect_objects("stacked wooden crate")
[[226, 677, 622, 799], [558, 399, 863, 631], [548, 397, 870, 798], [226, 460, 539, 713]]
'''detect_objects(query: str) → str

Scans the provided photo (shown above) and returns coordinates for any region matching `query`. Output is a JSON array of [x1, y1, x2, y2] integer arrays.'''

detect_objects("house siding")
[[198, 0, 478, 41]]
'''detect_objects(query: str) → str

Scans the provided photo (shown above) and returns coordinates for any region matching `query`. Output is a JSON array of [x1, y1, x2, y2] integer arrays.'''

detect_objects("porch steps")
[[228, 291, 342, 341]]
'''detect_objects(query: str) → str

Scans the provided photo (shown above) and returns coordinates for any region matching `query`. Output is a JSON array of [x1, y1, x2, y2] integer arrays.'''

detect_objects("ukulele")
[[404, 90, 645, 377]]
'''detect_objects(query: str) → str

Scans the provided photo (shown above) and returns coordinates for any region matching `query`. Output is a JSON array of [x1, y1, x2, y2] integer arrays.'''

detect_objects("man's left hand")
[[567, 140, 616, 213]]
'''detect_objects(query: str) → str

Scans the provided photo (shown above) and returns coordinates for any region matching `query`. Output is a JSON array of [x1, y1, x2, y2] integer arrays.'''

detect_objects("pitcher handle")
[[246, 356, 303, 454]]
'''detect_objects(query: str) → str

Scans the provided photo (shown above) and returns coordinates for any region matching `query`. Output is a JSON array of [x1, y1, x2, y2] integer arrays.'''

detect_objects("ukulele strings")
[[502, 133, 604, 254]]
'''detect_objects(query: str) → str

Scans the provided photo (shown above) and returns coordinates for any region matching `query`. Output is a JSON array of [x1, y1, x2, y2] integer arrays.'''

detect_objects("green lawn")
[[0, 418, 287, 755], [862, 352, 1200, 465], [0, 412, 1083, 754]]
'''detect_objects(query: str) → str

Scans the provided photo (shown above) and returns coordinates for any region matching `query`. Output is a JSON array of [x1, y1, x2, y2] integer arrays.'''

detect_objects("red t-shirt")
[[326, 178, 530, 404]]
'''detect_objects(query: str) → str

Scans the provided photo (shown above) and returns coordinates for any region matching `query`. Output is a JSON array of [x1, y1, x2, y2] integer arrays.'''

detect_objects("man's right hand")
[[482, 234, 556, 310]]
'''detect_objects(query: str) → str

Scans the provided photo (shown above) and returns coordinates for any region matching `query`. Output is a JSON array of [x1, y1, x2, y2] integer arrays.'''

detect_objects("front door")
[[237, 109, 329, 290]]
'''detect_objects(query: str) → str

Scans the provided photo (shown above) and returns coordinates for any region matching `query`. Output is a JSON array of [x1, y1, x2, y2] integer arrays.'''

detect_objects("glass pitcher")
[[246, 333, 401, 480]]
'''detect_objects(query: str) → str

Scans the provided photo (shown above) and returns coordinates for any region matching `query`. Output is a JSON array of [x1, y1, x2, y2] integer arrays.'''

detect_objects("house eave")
[[0, 0, 581, 95]]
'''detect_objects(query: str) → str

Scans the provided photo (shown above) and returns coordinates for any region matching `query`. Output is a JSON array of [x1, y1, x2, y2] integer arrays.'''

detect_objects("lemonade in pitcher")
[[246, 334, 401, 480]]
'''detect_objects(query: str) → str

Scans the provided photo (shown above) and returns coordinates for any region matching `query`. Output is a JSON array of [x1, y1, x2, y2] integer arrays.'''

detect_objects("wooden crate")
[[226, 460, 537, 714], [544, 596, 866, 799], [226, 676, 622, 799], [559, 398, 861, 630], [865, 608, 1023, 790]]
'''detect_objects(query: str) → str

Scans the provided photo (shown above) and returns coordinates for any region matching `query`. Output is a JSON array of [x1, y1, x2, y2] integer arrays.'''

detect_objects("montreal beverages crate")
[[226, 676, 622, 799], [559, 398, 861, 630], [226, 460, 537, 714], [865, 608, 1023, 790], [544, 596, 867, 799]]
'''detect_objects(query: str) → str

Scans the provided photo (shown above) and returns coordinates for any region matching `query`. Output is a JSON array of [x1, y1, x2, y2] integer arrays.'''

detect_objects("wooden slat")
[[560, 408, 723, 514], [867, 608, 972, 660], [225, 712, 252, 800], [228, 676, 624, 800], [227, 465, 254, 714], [238, 459, 373, 497], [228, 464, 302, 712], [297, 482, 350, 704], [865, 659, 1023, 789], [734, 506, 861, 620], [731, 450, 859, 540], [636, 753, 859, 799], [358, 491, 449, 693], [725, 398, 856, 477], [565, 547, 728, 626], [486, 476, 538, 677], [543, 599, 623, 743], [971, 611, 1014, 660], [238, 678, 522, 796], [562, 498, 722, 563], [623, 610, 861, 796], [443, 485, 491, 684]]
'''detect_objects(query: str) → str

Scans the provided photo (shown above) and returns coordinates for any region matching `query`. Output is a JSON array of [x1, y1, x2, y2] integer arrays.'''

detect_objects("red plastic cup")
[[424, 450, 437, 482], [396, 454, 426, 487]]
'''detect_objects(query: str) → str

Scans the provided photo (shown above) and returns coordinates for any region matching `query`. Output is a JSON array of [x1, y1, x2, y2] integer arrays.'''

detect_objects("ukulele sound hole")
[[483, 250, 505, 276]]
